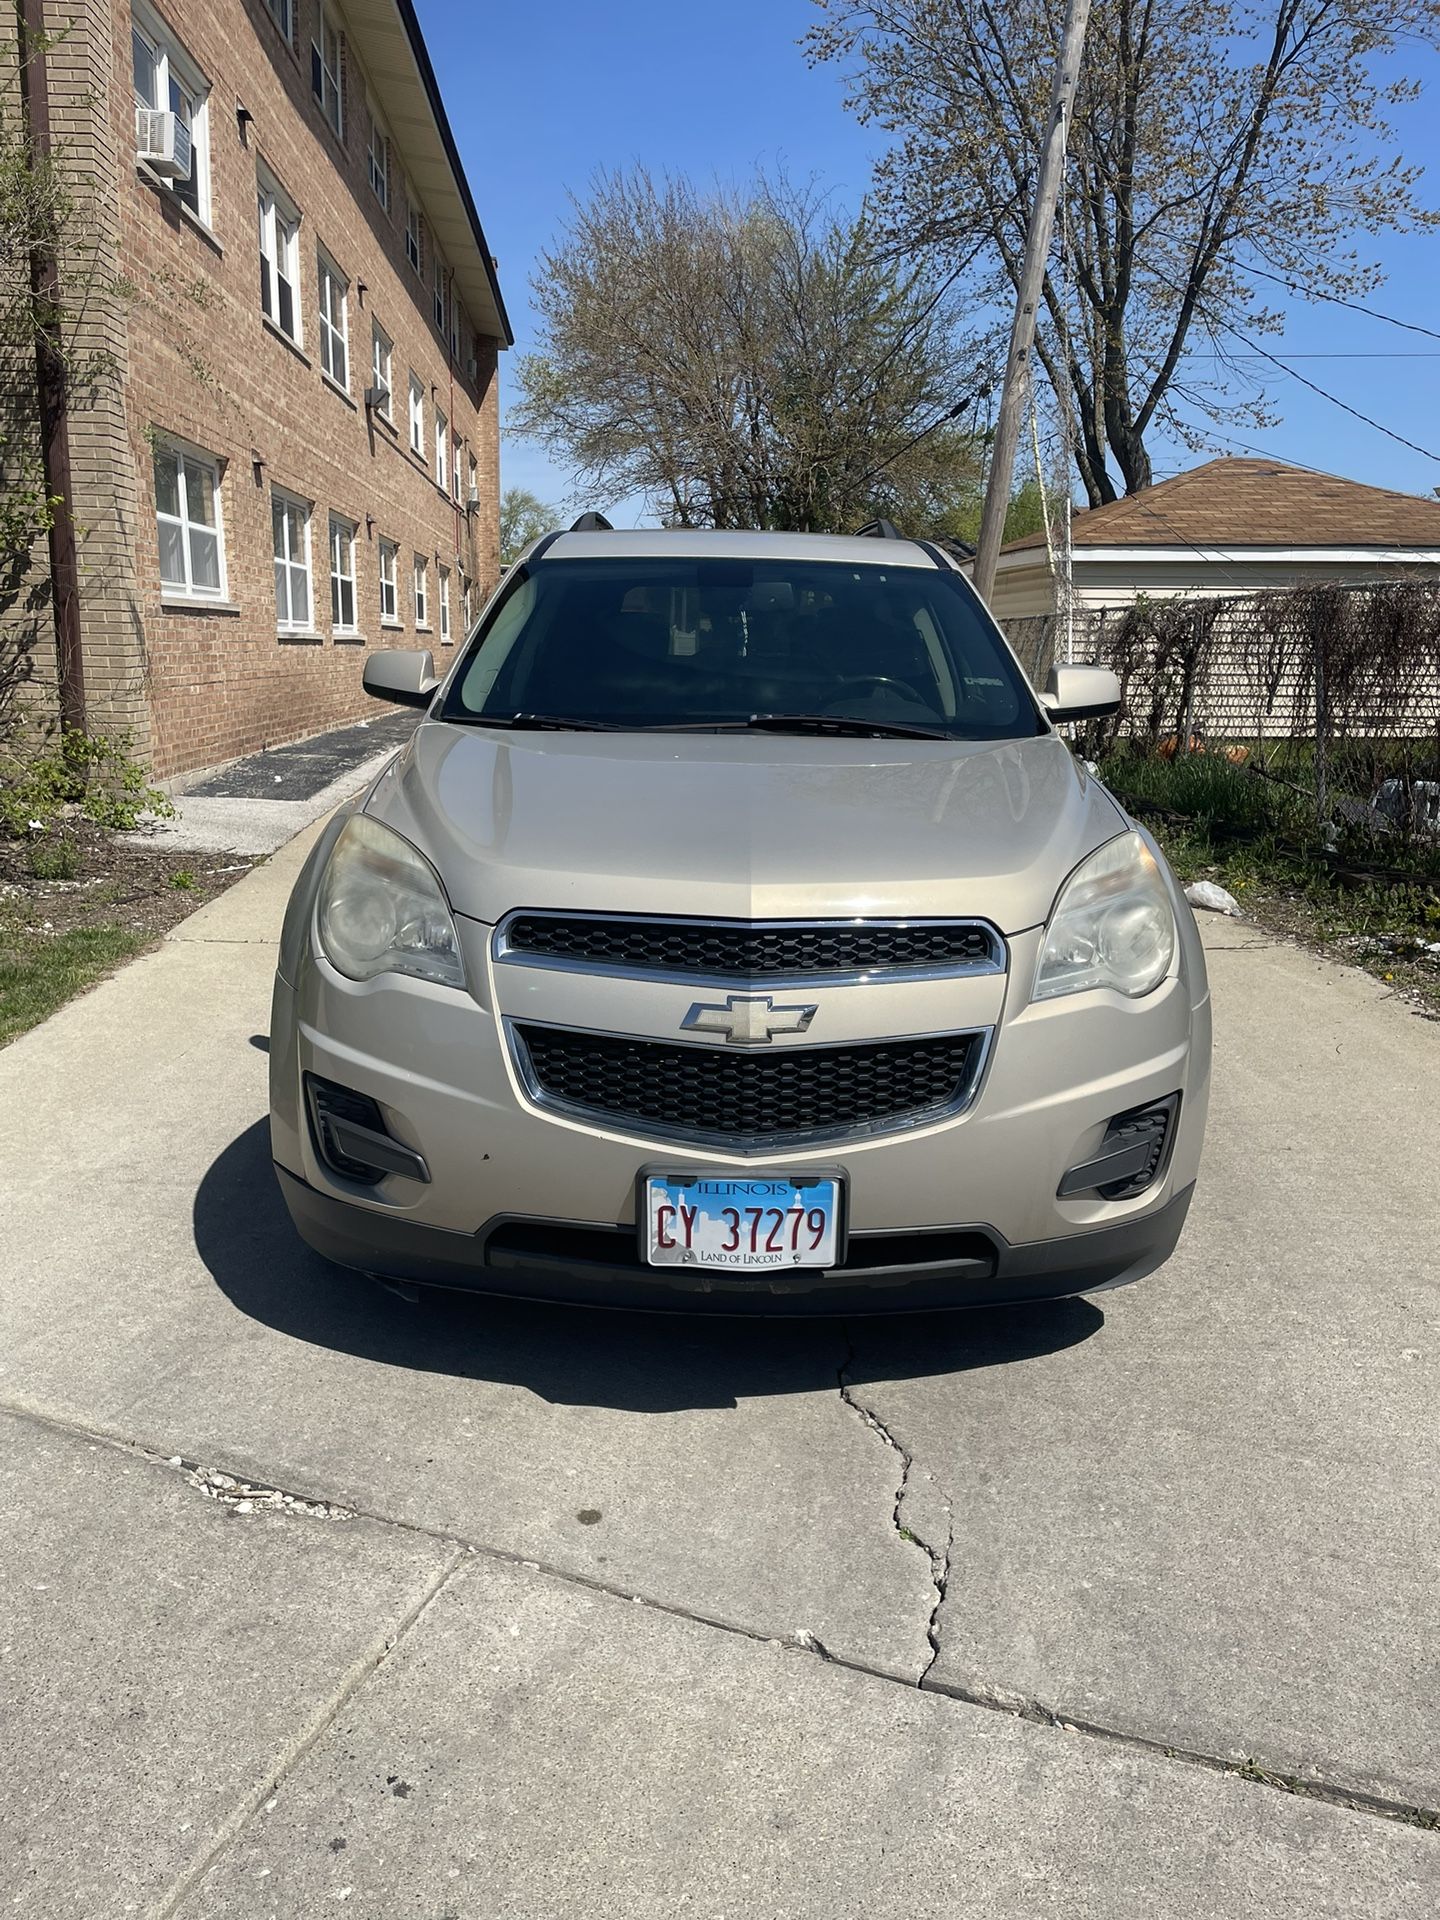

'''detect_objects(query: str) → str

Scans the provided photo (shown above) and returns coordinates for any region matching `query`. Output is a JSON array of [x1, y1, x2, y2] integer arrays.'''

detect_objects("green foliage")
[[499, 487, 560, 566], [169, 867, 196, 890], [0, 727, 174, 836], [25, 837, 80, 881], [0, 922, 148, 1048]]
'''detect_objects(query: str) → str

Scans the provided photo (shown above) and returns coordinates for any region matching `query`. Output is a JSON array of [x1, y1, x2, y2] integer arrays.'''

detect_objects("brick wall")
[[47, 0, 503, 780]]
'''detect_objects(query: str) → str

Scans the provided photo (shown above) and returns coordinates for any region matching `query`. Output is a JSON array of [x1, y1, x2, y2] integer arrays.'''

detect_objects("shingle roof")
[[1002, 456, 1440, 553]]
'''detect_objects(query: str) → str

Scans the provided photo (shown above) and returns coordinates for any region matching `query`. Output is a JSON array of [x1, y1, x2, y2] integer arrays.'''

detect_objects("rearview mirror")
[[363, 649, 439, 709], [1042, 664, 1121, 724]]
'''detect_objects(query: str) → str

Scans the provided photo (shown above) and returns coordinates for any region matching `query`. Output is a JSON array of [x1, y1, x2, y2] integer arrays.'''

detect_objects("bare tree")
[[808, 0, 1440, 503], [515, 169, 999, 532]]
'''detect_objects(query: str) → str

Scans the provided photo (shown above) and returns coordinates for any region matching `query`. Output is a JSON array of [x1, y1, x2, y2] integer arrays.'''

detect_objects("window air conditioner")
[[466, 484, 480, 509], [364, 384, 391, 410], [136, 107, 193, 181], [466, 355, 479, 382]]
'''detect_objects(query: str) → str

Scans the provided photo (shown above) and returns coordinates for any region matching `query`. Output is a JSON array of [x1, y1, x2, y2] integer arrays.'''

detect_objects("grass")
[[1100, 748, 1440, 1012], [0, 923, 149, 1047]]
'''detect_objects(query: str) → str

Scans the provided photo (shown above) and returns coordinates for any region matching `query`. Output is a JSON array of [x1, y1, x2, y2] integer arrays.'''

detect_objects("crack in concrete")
[[154, 1450, 356, 1520], [2, 1394, 1436, 1835], [836, 1330, 951, 1686]]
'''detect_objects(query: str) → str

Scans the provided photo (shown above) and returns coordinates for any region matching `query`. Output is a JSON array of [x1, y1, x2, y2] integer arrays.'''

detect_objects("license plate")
[[642, 1174, 841, 1271]]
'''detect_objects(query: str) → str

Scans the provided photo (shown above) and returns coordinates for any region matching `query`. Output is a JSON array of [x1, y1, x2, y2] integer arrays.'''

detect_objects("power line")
[[1213, 322, 1440, 466], [1244, 264, 1440, 345]]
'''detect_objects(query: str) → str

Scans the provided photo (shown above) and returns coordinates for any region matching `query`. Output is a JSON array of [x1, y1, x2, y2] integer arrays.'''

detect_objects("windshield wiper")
[[450, 712, 627, 731], [732, 712, 953, 740]]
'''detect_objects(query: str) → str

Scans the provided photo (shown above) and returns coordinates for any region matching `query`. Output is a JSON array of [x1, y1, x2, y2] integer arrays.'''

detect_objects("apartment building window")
[[435, 409, 448, 493], [263, 0, 295, 42], [131, 4, 210, 224], [312, 7, 344, 140], [438, 566, 452, 644], [461, 575, 473, 629], [451, 431, 463, 504], [432, 252, 448, 336], [467, 448, 478, 507], [317, 250, 349, 388], [404, 184, 422, 275], [272, 490, 312, 632], [407, 373, 424, 455], [329, 516, 358, 631], [371, 321, 393, 418], [378, 538, 399, 624], [367, 96, 388, 209], [153, 441, 224, 599], [413, 554, 429, 628], [257, 170, 301, 342]]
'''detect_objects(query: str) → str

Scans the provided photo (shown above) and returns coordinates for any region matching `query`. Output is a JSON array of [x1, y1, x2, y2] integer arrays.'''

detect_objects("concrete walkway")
[[0, 827, 1436, 1916]]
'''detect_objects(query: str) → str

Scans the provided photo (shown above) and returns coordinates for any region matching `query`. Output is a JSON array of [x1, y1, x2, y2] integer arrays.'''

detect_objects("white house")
[[986, 456, 1440, 623]]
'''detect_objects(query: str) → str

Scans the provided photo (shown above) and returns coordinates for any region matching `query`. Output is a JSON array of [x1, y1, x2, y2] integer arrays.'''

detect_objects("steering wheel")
[[833, 673, 928, 706]]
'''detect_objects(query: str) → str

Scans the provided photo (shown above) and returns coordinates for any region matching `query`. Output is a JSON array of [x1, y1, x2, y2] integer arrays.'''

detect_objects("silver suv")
[[269, 524, 1210, 1312]]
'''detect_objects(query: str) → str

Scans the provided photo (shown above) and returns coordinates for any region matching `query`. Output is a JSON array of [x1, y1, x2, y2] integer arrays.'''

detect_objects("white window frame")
[[131, 3, 212, 227], [438, 564, 452, 644], [432, 251, 448, 337], [413, 554, 429, 629], [461, 575, 473, 630], [405, 183, 422, 275], [378, 537, 399, 625], [329, 514, 358, 632], [466, 448, 478, 507], [257, 167, 301, 343], [407, 373, 424, 456], [371, 320, 393, 419], [312, 6, 344, 141], [366, 95, 388, 208], [451, 431, 463, 503], [435, 408, 448, 492], [317, 248, 349, 389], [272, 488, 313, 634], [263, 0, 295, 43], [153, 438, 226, 600]]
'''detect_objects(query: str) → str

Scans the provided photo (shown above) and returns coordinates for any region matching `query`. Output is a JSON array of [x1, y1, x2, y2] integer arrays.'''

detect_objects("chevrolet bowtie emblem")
[[681, 993, 819, 1047]]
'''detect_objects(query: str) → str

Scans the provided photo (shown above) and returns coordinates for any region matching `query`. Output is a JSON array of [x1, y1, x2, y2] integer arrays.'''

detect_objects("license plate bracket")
[[639, 1170, 845, 1272]]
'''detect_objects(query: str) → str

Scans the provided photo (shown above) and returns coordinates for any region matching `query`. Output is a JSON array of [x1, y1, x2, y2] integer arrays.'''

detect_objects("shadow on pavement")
[[196, 1121, 1103, 1413]]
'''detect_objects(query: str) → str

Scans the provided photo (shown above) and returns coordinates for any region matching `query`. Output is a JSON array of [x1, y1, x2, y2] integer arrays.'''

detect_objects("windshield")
[[441, 556, 1042, 739]]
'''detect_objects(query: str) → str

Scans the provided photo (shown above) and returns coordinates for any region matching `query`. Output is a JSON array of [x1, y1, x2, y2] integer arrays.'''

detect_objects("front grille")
[[500, 913, 1000, 980], [512, 1023, 985, 1148]]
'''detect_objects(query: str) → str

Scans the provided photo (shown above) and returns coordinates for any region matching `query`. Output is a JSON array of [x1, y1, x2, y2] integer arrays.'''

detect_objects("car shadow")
[[196, 1120, 1104, 1413]]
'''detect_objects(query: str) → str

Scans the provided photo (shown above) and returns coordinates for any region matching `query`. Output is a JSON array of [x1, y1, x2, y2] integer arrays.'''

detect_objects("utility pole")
[[972, 0, 1092, 608]]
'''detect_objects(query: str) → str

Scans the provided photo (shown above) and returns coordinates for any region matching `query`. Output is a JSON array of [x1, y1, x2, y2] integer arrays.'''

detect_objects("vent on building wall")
[[135, 108, 192, 181]]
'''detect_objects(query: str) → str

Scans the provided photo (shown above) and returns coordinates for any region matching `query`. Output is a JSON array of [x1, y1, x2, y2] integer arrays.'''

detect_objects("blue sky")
[[419, 0, 1440, 521]]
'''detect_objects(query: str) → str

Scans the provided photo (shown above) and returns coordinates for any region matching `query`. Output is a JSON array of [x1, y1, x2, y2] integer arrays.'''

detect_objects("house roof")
[[347, 0, 512, 346], [1001, 456, 1440, 555]]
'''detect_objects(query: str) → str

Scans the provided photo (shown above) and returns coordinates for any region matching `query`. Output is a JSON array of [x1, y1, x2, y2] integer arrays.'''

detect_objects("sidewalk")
[[0, 830, 1435, 1915]]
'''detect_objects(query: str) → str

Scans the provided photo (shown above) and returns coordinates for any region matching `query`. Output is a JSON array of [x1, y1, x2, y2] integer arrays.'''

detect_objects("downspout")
[[16, 0, 86, 732], [445, 266, 462, 588]]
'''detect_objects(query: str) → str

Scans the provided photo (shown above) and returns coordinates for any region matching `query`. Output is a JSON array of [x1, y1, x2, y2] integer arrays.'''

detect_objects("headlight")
[[1034, 831, 1175, 1002], [316, 814, 465, 988]]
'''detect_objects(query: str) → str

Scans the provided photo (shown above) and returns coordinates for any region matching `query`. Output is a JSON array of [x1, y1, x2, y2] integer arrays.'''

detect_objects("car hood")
[[362, 722, 1126, 934]]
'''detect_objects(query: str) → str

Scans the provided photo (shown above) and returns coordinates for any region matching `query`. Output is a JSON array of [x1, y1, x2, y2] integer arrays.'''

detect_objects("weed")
[[0, 725, 174, 837], [169, 868, 196, 891], [25, 839, 80, 882]]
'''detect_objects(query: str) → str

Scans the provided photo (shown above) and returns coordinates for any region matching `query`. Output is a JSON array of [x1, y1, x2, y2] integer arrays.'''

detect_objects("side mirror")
[[1042, 664, 1121, 724], [363, 648, 439, 709]]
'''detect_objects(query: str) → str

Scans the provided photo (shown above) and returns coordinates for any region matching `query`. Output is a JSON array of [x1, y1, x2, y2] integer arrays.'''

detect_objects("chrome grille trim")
[[505, 1017, 993, 1153], [494, 910, 1006, 986]]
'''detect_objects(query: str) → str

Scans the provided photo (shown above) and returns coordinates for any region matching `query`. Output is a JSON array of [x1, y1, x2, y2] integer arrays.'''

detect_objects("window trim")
[[153, 436, 226, 601], [371, 320, 394, 420], [366, 93, 389, 209], [435, 407, 449, 493], [404, 179, 423, 275], [438, 564, 452, 645], [413, 552, 429, 629], [378, 536, 400, 625], [329, 514, 359, 633], [262, 0, 296, 44], [317, 246, 349, 390], [407, 372, 424, 456], [131, 2, 212, 227], [450, 431, 463, 504], [272, 486, 314, 635], [312, 5, 344, 141], [257, 165, 302, 344], [432, 250, 449, 338]]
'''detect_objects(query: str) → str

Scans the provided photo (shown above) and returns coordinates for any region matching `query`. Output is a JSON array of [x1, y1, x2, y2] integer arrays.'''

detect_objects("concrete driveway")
[[1, 822, 1435, 1917]]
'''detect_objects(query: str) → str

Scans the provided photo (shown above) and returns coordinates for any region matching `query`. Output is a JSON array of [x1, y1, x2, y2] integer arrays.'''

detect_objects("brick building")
[[10, 0, 510, 778]]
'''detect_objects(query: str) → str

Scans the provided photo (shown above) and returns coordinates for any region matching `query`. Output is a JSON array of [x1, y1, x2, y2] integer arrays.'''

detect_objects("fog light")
[[1058, 1094, 1179, 1200], [305, 1073, 430, 1186]]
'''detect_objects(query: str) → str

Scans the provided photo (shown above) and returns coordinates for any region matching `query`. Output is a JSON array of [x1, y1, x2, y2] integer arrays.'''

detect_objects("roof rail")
[[855, 518, 905, 541], [570, 511, 614, 532]]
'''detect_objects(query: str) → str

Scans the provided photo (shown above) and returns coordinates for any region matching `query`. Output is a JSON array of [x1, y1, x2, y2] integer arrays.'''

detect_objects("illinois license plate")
[[642, 1174, 842, 1271]]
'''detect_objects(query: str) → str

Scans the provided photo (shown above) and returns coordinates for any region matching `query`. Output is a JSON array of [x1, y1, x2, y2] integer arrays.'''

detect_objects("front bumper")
[[275, 1163, 1195, 1315]]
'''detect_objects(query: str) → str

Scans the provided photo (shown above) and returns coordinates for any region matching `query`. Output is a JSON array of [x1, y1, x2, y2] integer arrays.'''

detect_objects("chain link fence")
[[1003, 581, 1440, 876]]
